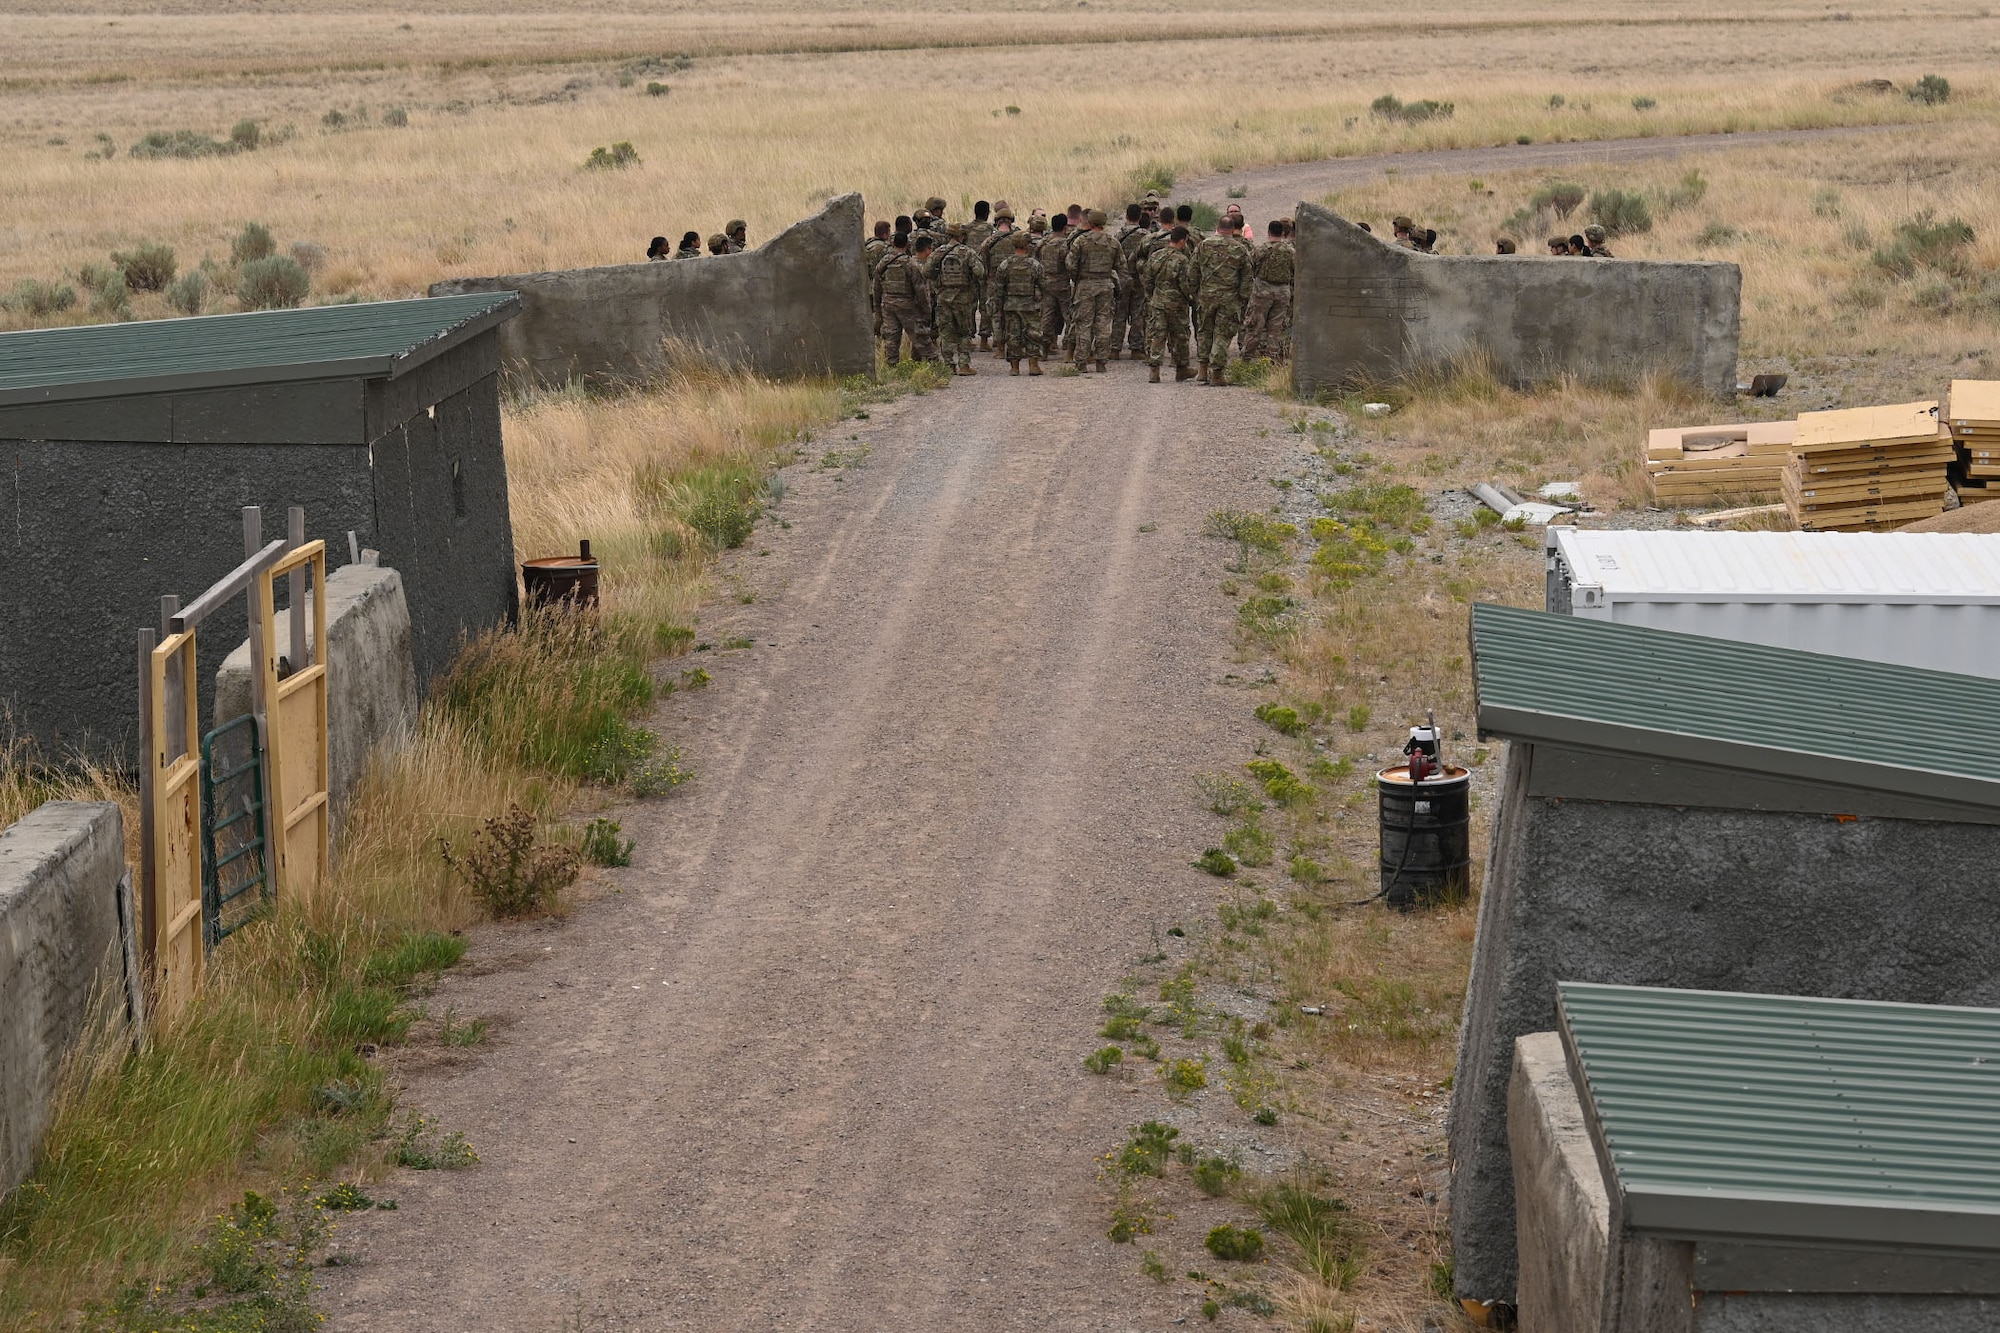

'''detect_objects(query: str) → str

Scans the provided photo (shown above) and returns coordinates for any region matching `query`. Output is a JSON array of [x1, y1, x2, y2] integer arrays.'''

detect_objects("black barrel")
[[522, 539, 600, 610], [1377, 764, 1471, 909]]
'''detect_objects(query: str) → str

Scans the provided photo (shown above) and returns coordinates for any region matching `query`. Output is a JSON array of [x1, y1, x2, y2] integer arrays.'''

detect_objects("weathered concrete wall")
[[0, 802, 124, 1193], [1452, 741, 2000, 1304], [1511, 1032, 1609, 1333], [1291, 202, 1740, 398], [215, 563, 418, 825], [431, 193, 873, 387]]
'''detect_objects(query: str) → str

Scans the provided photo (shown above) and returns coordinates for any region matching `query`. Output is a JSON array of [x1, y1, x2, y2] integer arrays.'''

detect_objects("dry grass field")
[[4, 3, 1998, 1329]]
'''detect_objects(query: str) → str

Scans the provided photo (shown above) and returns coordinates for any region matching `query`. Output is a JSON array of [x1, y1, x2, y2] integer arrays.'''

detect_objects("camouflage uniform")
[[979, 220, 1018, 356], [1064, 220, 1126, 369], [1035, 225, 1076, 358], [873, 249, 934, 365], [926, 236, 987, 372], [674, 241, 703, 260], [863, 234, 890, 333], [724, 221, 748, 254], [1113, 217, 1149, 355], [963, 215, 994, 345], [1143, 244, 1199, 377], [1240, 236, 1295, 361], [1192, 231, 1254, 382], [992, 244, 1046, 369]]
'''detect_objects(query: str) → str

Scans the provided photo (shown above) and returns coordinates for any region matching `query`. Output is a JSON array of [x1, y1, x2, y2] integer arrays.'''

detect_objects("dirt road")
[[319, 359, 1303, 1330], [1175, 123, 1905, 213]]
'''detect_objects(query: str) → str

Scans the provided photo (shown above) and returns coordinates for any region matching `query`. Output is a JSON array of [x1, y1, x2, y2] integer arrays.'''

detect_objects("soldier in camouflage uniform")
[[1114, 203, 1150, 358], [1064, 209, 1126, 372], [1143, 228, 1199, 382], [873, 232, 934, 366], [1240, 219, 1295, 361], [965, 202, 994, 348], [864, 220, 893, 335], [724, 220, 748, 253], [980, 204, 1018, 357], [674, 231, 703, 260], [1036, 213, 1075, 361], [927, 223, 987, 375], [992, 233, 1046, 375], [1192, 216, 1254, 384]]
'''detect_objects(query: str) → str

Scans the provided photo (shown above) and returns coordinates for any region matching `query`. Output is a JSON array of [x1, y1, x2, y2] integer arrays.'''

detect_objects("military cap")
[[1583, 224, 1607, 244], [1086, 208, 1107, 227], [1392, 215, 1414, 230], [726, 219, 746, 235]]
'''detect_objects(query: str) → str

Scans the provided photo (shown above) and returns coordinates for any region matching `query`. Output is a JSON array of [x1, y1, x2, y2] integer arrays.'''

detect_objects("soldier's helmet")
[[1013, 233, 1032, 250], [1087, 209, 1107, 227], [1392, 215, 1414, 231], [1143, 190, 1161, 204], [925, 196, 948, 214], [708, 233, 728, 249], [993, 207, 1015, 222], [1028, 214, 1047, 232], [947, 222, 967, 240], [726, 219, 746, 236], [1583, 224, 1607, 245]]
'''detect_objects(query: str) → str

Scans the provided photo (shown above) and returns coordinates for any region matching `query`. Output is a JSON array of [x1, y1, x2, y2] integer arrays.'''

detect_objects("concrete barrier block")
[[215, 562, 418, 825], [1510, 1031, 1611, 1333], [431, 193, 873, 387], [1292, 202, 1740, 399], [0, 801, 125, 1193]]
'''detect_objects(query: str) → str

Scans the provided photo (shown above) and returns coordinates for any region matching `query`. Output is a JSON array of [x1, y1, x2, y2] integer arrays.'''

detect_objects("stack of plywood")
[[1947, 380, 2000, 504], [1783, 400, 1953, 531], [1645, 422, 1795, 505]]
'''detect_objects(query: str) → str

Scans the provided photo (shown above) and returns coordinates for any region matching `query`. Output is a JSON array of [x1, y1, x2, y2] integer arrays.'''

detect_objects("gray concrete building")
[[0, 294, 521, 762], [1514, 982, 2000, 1332], [1291, 202, 1741, 399], [1454, 601, 2000, 1307], [432, 193, 872, 388]]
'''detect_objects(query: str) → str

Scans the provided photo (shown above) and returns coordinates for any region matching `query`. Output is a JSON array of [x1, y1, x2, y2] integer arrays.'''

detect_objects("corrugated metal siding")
[[1470, 601, 2000, 803], [1549, 529, 2000, 602], [1558, 982, 2000, 1246], [0, 293, 515, 399]]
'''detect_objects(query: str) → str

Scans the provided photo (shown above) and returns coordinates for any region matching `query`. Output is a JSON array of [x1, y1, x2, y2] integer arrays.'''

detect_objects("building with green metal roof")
[[1510, 982, 2000, 1332], [0, 295, 520, 761], [1451, 602, 2000, 1311]]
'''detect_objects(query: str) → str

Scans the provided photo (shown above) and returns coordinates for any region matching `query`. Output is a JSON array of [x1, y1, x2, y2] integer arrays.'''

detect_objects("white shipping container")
[[1544, 528, 2000, 677]]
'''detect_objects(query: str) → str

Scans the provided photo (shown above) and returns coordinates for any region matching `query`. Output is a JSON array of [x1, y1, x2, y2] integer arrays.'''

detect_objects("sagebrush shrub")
[[112, 242, 176, 291], [3, 279, 76, 316], [583, 141, 641, 170], [237, 255, 310, 309], [229, 119, 261, 150], [231, 221, 275, 265], [166, 270, 207, 315], [1530, 181, 1586, 218], [1588, 187, 1653, 236]]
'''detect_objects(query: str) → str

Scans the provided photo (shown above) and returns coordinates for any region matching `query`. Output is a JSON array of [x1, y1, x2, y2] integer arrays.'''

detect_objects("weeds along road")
[[1175, 123, 1905, 214], [319, 359, 1302, 1331]]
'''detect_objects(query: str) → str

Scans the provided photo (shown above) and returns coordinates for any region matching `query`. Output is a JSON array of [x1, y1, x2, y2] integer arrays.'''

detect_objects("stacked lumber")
[[1947, 380, 2000, 503], [1645, 422, 1795, 504], [1783, 400, 1952, 531]]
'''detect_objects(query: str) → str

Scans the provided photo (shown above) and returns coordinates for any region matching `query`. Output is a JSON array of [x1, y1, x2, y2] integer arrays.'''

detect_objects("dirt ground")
[[316, 359, 1340, 1330], [1174, 123, 1902, 216]]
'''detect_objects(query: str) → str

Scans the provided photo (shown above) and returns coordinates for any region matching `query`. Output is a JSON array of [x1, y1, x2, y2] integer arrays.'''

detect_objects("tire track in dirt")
[[318, 361, 1303, 1331]]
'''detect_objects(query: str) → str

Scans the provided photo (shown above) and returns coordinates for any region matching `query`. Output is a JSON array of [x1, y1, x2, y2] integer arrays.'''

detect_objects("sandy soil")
[[317, 358, 1317, 1331], [1174, 123, 1904, 214]]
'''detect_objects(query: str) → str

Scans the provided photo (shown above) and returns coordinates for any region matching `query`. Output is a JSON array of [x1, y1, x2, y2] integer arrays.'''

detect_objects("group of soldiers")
[[866, 194, 1296, 385], [1386, 214, 1618, 258], [647, 220, 749, 260]]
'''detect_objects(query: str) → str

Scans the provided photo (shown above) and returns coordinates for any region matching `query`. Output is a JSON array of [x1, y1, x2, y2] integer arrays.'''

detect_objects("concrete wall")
[[0, 351, 514, 764], [1452, 741, 2000, 1305], [1291, 202, 1741, 399], [430, 193, 873, 387], [215, 562, 418, 826], [0, 802, 125, 1194], [1511, 1032, 1609, 1333]]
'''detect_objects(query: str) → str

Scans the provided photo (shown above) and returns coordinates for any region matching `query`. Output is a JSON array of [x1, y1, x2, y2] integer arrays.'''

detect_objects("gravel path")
[[1174, 123, 1906, 212], [317, 359, 1306, 1331]]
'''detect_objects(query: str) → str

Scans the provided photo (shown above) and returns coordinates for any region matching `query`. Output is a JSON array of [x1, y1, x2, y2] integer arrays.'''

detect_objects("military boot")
[[1095, 360, 1108, 373], [1148, 366, 1161, 383], [1176, 365, 1196, 381], [1028, 358, 1043, 376], [959, 363, 977, 377], [1196, 364, 1210, 385], [978, 335, 990, 351], [1009, 360, 1020, 376]]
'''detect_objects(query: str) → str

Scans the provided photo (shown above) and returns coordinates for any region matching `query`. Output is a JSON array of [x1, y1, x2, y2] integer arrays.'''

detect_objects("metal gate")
[[200, 713, 269, 948]]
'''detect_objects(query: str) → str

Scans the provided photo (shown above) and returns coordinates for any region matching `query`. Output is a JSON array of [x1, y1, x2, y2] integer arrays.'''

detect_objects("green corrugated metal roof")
[[0, 292, 518, 407], [1470, 600, 2000, 810], [1558, 982, 2000, 1249]]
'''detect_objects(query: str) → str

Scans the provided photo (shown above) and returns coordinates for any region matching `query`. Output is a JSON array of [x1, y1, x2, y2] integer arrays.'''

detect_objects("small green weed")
[[1085, 1046, 1125, 1075], [390, 1115, 479, 1170], [316, 1183, 374, 1212], [1162, 1058, 1209, 1099], [1205, 1224, 1265, 1262], [1119, 1120, 1180, 1176], [1101, 1015, 1143, 1041], [1253, 702, 1304, 736], [1222, 819, 1274, 869], [437, 1007, 490, 1047], [1107, 1192, 1153, 1243], [360, 931, 465, 988], [1345, 704, 1371, 732], [1204, 509, 1297, 555], [440, 804, 579, 918], [1193, 848, 1238, 877], [1141, 1250, 1169, 1282], [1192, 1154, 1242, 1196], [580, 817, 634, 866], [1246, 759, 1312, 806]]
